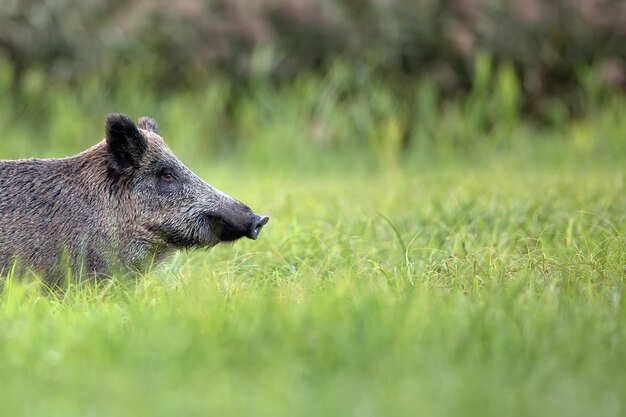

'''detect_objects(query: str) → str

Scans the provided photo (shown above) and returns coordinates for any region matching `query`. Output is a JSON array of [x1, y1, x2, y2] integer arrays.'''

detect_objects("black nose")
[[247, 215, 270, 240]]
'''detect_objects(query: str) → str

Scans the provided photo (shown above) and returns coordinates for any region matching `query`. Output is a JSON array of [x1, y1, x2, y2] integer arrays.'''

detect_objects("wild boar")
[[0, 113, 269, 283]]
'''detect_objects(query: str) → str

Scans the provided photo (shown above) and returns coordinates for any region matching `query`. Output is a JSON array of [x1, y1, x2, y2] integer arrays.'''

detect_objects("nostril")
[[248, 215, 270, 240]]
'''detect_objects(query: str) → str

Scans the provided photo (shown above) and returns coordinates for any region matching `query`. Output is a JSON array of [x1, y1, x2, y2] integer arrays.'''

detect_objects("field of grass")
[[0, 80, 625, 416]]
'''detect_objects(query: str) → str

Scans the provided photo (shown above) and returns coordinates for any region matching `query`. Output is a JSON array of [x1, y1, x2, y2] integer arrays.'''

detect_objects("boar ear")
[[137, 117, 160, 135], [105, 113, 147, 175]]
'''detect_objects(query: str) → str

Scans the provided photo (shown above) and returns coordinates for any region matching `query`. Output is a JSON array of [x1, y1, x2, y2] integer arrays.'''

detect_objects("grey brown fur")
[[0, 114, 269, 283]]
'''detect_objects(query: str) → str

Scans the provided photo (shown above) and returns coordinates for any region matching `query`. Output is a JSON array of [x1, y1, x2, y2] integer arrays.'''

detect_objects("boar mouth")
[[157, 212, 269, 249]]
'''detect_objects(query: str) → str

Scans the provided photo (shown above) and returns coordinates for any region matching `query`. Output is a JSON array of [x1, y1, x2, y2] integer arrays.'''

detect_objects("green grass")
[[0, 78, 625, 416], [1, 160, 624, 417]]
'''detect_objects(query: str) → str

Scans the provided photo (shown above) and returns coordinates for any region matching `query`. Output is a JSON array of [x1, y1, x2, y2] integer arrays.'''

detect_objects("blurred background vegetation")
[[0, 0, 624, 168]]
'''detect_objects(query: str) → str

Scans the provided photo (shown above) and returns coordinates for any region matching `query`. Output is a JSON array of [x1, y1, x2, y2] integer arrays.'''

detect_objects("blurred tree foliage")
[[0, 0, 624, 119]]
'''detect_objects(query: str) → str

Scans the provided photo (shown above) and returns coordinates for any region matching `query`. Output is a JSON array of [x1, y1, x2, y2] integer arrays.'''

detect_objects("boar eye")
[[159, 169, 176, 182]]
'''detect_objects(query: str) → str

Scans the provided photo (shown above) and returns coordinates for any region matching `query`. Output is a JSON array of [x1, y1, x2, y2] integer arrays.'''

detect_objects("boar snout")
[[247, 214, 270, 240], [207, 207, 269, 243]]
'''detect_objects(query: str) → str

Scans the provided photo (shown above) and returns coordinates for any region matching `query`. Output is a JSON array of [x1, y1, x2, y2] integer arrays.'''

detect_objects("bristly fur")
[[0, 113, 267, 284]]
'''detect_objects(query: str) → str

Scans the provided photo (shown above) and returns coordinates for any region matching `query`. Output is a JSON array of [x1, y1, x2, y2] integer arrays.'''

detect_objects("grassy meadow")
[[0, 73, 625, 416]]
